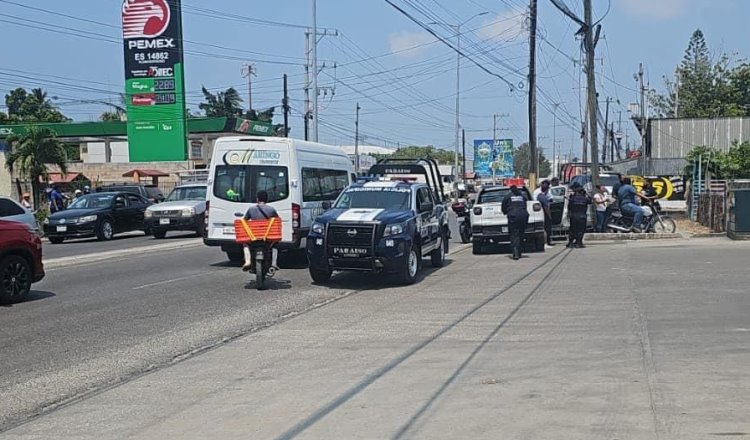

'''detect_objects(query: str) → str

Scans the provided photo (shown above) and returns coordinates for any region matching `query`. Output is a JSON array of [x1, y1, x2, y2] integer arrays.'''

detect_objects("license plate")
[[56, 226, 67, 232], [160, 218, 170, 225], [223, 226, 235, 235], [333, 247, 369, 257]]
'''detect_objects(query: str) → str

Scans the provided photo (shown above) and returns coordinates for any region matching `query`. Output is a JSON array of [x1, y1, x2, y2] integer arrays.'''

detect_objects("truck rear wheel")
[[472, 240, 483, 255], [534, 233, 546, 252], [309, 268, 332, 284], [430, 233, 446, 268]]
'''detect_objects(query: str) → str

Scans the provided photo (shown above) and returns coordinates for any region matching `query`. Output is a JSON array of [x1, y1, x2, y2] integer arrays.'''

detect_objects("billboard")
[[473, 139, 514, 178], [122, 0, 187, 161]]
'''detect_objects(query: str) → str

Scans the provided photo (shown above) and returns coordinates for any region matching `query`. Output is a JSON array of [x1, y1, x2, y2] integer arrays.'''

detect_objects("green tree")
[[684, 145, 724, 178], [512, 142, 551, 177], [388, 145, 459, 164], [4, 127, 69, 209], [717, 142, 750, 179], [3, 87, 69, 122], [199, 86, 244, 117]]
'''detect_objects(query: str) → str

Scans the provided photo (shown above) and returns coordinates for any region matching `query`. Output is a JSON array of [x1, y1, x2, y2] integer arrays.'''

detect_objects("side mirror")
[[321, 201, 332, 211], [420, 202, 434, 213]]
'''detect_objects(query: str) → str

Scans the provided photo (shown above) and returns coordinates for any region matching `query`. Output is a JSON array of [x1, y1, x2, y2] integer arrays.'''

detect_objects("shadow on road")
[[0, 290, 56, 308], [244, 278, 293, 291]]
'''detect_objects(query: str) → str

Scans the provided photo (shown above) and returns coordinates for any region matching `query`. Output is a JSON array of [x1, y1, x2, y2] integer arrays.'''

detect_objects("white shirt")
[[593, 192, 609, 212]]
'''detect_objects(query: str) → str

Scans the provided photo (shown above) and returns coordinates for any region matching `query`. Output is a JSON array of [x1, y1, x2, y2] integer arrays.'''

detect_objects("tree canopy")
[[685, 143, 750, 180], [0, 87, 70, 123], [371, 145, 460, 165], [653, 29, 750, 118], [513, 142, 552, 178]]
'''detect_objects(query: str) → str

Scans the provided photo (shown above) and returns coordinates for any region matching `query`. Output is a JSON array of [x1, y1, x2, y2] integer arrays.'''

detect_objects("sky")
[[1, 0, 749, 162]]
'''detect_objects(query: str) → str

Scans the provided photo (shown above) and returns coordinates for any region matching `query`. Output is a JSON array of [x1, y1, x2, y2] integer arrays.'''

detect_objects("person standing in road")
[[501, 185, 529, 260], [567, 183, 591, 248], [49, 185, 66, 213], [618, 178, 644, 232], [536, 180, 554, 246], [593, 184, 610, 233]]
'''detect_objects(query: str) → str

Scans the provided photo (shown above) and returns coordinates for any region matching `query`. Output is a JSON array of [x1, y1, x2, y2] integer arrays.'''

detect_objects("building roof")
[[122, 169, 170, 178], [44, 172, 87, 183]]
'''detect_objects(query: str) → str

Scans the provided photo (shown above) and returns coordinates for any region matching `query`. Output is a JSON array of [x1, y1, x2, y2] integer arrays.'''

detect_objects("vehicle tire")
[[459, 224, 471, 243], [48, 237, 65, 244], [606, 218, 621, 233], [652, 216, 677, 234], [398, 243, 420, 285], [152, 228, 167, 239], [309, 268, 332, 284], [194, 215, 205, 238], [430, 233, 447, 268], [97, 219, 114, 241], [534, 233, 546, 252], [226, 250, 243, 264], [255, 258, 266, 290], [472, 240, 483, 255], [0, 255, 32, 304]]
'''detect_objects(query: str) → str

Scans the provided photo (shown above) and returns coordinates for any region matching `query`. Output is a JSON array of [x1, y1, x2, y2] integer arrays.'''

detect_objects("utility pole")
[[528, 0, 539, 188], [304, 31, 310, 141], [241, 63, 257, 112], [283, 74, 290, 137], [462, 127, 466, 179], [584, 0, 599, 186], [674, 68, 680, 117], [552, 103, 559, 177], [311, 0, 319, 142], [354, 102, 361, 174], [453, 23, 461, 186], [602, 97, 611, 163], [638, 62, 647, 175], [493, 113, 498, 160]]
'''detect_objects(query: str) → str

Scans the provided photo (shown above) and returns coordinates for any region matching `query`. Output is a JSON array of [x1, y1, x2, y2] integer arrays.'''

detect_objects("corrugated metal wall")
[[649, 117, 750, 158]]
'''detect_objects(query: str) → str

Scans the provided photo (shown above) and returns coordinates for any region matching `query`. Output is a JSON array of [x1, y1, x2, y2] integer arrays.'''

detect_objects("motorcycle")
[[606, 200, 677, 234], [452, 201, 472, 243], [234, 213, 280, 290]]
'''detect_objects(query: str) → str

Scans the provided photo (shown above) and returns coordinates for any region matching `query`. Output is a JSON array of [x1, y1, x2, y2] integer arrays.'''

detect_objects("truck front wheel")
[[399, 244, 420, 285], [309, 268, 332, 284]]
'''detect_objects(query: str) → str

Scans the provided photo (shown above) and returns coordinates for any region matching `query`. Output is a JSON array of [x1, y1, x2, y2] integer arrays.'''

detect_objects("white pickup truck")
[[470, 185, 546, 254]]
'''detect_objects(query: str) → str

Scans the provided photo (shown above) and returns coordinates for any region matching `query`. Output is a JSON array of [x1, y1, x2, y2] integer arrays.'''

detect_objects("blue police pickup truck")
[[306, 158, 450, 285]]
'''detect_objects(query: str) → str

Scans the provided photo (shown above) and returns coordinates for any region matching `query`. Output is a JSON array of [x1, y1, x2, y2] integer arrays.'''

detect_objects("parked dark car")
[[0, 219, 44, 304], [43, 192, 151, 243], [96, 184, 165, 204]]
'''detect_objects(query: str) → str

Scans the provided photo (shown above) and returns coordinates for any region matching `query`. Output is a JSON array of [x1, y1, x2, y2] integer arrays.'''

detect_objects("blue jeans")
[[596, 211, 606, 232], [621, 203, 643, 230]]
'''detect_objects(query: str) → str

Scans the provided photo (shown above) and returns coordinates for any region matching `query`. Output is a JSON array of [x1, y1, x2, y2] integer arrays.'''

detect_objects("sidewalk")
[[5, 239, 749, 439]]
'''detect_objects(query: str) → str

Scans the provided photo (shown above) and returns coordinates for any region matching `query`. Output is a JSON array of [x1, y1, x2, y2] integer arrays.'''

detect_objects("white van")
[[204, 136, 354, 262]]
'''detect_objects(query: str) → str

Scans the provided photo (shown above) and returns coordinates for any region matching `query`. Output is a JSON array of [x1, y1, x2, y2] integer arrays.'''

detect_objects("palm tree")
[[31, 88, 52, 110], [199, 86, 244, 117], [4, 127, 68, 209]]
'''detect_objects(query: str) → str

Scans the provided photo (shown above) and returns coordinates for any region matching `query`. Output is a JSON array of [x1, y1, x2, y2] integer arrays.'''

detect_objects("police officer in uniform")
[[567, 183, 591, 248], [502, 185, 529, 260]]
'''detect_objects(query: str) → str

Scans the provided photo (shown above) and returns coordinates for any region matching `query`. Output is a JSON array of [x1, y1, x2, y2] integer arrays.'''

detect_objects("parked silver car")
[[144, 184, 207, 238], [0, 196, 38, 233]]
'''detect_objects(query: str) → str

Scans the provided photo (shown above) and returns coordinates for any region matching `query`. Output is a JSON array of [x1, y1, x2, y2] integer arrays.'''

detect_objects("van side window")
[[302, 168, 350, 202]]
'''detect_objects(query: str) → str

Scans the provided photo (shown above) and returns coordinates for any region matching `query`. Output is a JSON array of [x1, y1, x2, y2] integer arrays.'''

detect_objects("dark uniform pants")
[[509, 214, 529, 257], [569, 213, 587, 244], [544, 213, 553, 243]]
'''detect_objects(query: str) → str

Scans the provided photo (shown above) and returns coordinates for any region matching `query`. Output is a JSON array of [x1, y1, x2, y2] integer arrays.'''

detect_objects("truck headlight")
[[312, 222, 325, 234], [145, 210, 153, 218], [181, 207, 195, 217], [77, 215, 98, 224], [383, 223, 404, 237]]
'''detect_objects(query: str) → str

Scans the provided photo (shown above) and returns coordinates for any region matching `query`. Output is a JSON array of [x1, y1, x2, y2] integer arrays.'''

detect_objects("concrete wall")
[[82, 141, 129, 163], [0, 152, 13, 197]]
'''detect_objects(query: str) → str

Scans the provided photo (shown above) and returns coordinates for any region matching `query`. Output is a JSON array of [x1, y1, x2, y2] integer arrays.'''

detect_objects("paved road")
[[42, 231, 200, 261], [3, 237, 748, 438]]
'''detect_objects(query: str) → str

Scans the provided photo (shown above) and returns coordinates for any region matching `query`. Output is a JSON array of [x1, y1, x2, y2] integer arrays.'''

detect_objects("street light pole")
[[454, 23, 461, 187]]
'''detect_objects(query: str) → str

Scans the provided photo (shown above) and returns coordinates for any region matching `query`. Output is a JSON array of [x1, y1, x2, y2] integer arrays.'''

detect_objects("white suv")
[[470, 186, 546, 254]]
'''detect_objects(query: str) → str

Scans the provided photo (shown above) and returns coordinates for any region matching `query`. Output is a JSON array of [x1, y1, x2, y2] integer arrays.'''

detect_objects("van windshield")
[[334, 188, 411, 210], [213, 165, 289, 203]]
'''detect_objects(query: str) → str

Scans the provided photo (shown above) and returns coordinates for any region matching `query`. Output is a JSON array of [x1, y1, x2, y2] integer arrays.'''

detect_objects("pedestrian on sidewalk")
[[593, 184, 610, 232], [567, 183, 591, 248], [536, 180, 554, 246], [501, 185, 529, 260]]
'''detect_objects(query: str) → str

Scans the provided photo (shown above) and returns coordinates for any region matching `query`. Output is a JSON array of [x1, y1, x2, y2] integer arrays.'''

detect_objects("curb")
[[583, 233, 683, 241], [44, 239, 203, 269]]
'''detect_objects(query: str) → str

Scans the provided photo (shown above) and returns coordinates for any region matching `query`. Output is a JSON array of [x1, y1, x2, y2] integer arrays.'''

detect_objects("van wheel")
[[472, 240, 483, 255], [399, 244, 420, 285]]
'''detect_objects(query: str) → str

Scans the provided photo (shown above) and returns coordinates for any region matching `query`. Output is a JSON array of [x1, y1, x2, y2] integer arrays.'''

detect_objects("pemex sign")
[[122, 0, 187, 161]]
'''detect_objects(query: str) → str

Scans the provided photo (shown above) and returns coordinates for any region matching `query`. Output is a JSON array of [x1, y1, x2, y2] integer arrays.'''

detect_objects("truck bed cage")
[[367, 158, 446, 202]]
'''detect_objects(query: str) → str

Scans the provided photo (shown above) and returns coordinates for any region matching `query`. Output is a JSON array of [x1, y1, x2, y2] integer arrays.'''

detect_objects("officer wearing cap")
[[501, 185, 529, 260]]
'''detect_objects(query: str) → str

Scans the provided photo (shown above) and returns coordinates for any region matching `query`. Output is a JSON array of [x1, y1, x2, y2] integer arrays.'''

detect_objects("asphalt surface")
[[3, 237, 748, 438], [1, 217, 468, 430]]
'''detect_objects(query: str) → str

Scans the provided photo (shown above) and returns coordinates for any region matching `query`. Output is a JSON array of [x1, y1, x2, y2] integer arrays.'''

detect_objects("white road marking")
[[132, 268, 232, 290]]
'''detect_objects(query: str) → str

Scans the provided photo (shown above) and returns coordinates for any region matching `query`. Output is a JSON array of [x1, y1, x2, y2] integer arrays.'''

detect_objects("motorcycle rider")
[[501, 185, 529, 260], [567, 183, 591, 248], [242, 191, 280, 272], [618, 177, 644, 232]]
